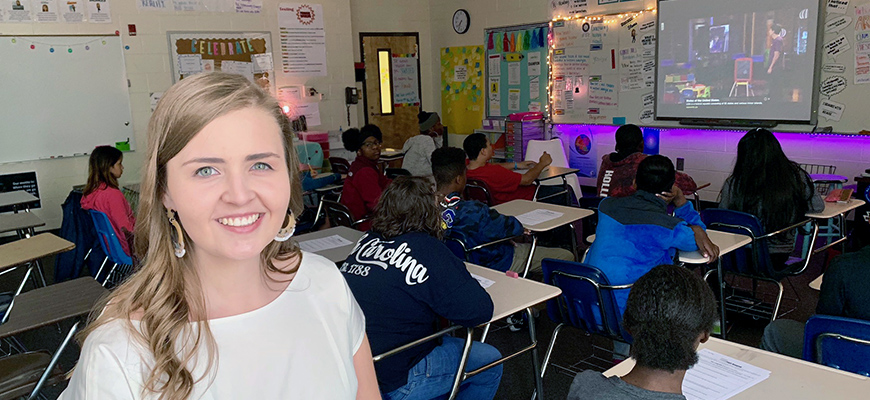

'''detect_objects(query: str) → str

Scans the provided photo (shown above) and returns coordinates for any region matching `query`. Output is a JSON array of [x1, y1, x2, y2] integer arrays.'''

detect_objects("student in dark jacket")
[[340, 125, 391, 231], [586, 155, 719, 316], [341, 176, 501, 400], [432, 147, 573, 273], [597, 124, 697, 198]]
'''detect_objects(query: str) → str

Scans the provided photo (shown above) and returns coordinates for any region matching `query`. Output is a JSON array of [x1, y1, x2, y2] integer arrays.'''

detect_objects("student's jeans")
[[383, 337, 503, 400]]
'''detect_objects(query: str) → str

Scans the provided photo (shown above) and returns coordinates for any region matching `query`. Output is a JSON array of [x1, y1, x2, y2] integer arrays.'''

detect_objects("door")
[[360, 33, 421, 149]]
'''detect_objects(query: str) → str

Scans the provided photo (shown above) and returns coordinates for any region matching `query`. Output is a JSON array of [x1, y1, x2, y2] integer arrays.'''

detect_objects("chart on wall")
[[441, 46, 485, 135], [168, 31, 275, 94], [550, 9, 657, 125], [485, 22, 550, 117], [549, 0, 656, 19]]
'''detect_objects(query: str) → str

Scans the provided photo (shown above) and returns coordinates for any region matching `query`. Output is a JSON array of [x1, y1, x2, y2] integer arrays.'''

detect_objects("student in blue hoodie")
[[586, 155, 719, 316], [432, 147, 574, 274]]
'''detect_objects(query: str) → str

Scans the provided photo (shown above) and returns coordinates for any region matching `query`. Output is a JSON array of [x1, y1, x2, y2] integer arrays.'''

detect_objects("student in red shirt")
[[341, 125, 391, 230], [597, 124, 697, 198], [81, 145, 136, 256], [463, 133, 552, 205]]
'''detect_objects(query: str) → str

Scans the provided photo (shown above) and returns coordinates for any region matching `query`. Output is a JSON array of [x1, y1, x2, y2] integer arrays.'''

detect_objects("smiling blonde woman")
[[61, 73, 379, 400]]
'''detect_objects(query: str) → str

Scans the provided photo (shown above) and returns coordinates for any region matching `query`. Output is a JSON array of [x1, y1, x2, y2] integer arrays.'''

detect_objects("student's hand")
[[691, 225, 720, 263], [516, 161, 536, 169], [309, 167, 318, 178], [340, 174, 348, 180], [523, 228, 532, 236], [538, 152, 552, 167], [657, 184, 687, 207]]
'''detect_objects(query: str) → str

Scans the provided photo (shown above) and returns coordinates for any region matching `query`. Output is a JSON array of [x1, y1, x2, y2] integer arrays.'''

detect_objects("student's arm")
[[802, 172, 825, 213], [104, 190, 135, 235], [482, 206, 525, 239], [768, 51, 780, 74], [817, 257, 847, 316], [356, 168, 386, 215], [665, 185, 719, 261], [519, 152, 553, 186], [353, 335, 381, 400], [427, 249, 494, 326]]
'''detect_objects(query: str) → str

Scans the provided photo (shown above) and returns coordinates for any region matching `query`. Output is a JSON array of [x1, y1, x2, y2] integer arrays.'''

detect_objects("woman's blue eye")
[[195, 166, 217, 177], [252, 162, 273, 171]]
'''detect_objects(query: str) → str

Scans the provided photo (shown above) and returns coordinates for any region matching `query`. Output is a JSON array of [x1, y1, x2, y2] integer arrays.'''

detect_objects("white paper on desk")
[[470, 273, 495, 289], [298, 235, 353, 253], [515, 209, 564, 226], [682, 349, 770, 400]]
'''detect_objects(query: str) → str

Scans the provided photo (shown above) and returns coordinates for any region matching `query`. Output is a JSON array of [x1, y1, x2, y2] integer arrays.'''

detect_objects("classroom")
[[1, 0, 869, 398]]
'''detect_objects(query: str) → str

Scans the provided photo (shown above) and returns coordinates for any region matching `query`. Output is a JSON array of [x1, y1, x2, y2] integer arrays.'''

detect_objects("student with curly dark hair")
[[568, 265, 718, 400], [341, 176, 502, 400], [341, 124, 391, 230]]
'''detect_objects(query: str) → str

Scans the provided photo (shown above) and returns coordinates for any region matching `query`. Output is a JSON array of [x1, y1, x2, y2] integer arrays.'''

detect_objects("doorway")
[[359, 33, 422, 149]]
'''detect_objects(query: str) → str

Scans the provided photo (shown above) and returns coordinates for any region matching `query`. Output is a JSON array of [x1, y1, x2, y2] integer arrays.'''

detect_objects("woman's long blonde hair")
[[78, 72, 304, 400]]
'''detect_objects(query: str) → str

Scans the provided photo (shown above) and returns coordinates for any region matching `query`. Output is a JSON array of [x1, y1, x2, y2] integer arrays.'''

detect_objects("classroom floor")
[[1, 233, 828, 400]]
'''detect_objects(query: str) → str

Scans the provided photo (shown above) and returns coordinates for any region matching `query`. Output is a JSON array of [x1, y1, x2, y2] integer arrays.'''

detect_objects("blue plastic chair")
[[539, 259, 632, 377], [803, 315, 870, 376], [88, 210, 134, 287], [701, 208, 816, 322]]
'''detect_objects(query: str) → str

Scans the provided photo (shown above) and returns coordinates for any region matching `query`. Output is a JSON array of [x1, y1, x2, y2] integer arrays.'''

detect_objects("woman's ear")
[[163, 191, 176, 211]]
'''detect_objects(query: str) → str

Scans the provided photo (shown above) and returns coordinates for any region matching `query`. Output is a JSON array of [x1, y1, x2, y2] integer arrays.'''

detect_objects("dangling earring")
[[275, 210, 296, 242], [167, 209, 186, 258]]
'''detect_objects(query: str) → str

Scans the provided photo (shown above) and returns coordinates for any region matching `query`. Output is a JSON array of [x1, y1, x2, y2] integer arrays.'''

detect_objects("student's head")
[[769, 24, 783, 38], [635, 155, 676, 194], [84, 145, 124, 195], [614, 124, 644, 154], [624, 265, 717, 372], [343, 125, 382, 161], [432, 147, 467, 193], [463, 132, 491, 161], [419, 111, 443, 136], [735, 128, 786, 167], [372, 176, 442, 240], [81, 72, 303, 400]]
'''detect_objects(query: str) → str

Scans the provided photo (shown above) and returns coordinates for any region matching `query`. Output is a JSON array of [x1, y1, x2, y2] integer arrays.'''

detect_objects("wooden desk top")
[[466, 263, 562, 322], [604, 337, 869, 399], [0, 190, 38, 209], [296, 226, 365, 263], [493, 200, 594, 232], [807, 199, 866, 219], [679, 230, 752, 264], [0, 212, 45, 234], [0, 277, 107, 339], [380, 149, 405, 161], [0, 233, 74, 270], [810, 274, 823, 291]]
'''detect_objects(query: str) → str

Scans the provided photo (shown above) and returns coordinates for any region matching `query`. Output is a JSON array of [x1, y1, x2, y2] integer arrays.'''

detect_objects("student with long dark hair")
[[81, 145, 136, 256], [719, 128, 824, 266], [342, 176, 502, 400]]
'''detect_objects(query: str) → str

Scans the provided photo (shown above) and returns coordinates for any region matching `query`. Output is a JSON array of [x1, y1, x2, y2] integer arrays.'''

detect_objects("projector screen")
[[655, 0, 824, 123]]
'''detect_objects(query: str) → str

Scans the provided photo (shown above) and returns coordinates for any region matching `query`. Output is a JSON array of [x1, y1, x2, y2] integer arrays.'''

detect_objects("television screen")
[[655, 0, 823, 123]]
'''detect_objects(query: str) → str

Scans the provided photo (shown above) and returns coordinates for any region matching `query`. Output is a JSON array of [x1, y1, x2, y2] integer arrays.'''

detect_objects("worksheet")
[[683, 349, 771, 400], [514, 209, 564, 226], [298, 234, 353, 253]]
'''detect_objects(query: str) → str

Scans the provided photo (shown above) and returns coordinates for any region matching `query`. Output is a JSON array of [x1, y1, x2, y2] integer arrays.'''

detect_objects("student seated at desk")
[[718, 128, 823, 267], [761, 243, 870, 358], [342, 176, 502, 400], [433, 147, 573, 274], [586, 155, 719, 316], [568, 265, 718, 400], [341, 125, 392, 231], [81, 145, 135, 256], [401, 111, 443, 177], [597, 124, 697, 198], [463, 132, 554, 205], [300, 166, 344, 192]]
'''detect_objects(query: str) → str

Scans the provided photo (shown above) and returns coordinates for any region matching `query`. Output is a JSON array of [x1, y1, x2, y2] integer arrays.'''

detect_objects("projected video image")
[[656, 0, 820, 122]]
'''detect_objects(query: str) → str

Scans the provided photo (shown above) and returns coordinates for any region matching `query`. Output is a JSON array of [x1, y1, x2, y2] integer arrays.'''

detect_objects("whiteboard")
[[0, 35, 134, 163]]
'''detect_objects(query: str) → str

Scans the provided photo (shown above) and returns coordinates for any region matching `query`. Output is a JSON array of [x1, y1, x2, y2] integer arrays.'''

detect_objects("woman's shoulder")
[[76, 318, 151, 374], [299, 251, 349, 286]]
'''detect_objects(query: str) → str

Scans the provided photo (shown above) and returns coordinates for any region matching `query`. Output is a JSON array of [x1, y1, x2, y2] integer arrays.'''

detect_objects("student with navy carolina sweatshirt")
[[341, 176, 502, 400], [586, 155, 719, 316]]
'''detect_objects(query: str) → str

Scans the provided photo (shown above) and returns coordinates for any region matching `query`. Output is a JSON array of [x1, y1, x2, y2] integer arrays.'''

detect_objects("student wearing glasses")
[[341, 124, 392, 231]]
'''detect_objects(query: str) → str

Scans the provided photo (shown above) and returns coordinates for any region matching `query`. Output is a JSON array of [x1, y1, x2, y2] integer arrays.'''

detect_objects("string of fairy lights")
[[546, 7, 656, 120]]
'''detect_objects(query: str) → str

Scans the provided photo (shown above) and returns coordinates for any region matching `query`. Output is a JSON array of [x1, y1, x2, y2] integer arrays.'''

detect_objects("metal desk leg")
[[29, 321, 79, 399], [522, 235, 538, 279], [717, 259, 727, 340], [568, 222, 579, 262], [33, 259, 48, 288], [528, 307, 545, 400], [447, 328, 475, 400]]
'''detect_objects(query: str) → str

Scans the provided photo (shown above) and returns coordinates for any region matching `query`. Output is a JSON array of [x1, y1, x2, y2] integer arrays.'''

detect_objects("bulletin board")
[[168, 31, 276, 94], [441, 46, 485, 135], [549, 10, 658, 126], [485, 22, 550, 117]]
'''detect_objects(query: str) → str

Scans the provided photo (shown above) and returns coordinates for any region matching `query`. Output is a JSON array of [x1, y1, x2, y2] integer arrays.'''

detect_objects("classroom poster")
[[489, 76, 501, 116], [553, 124, 598, 178], [278, 3, 328, 76], [549, 0, 654, 19], [441, 46, 485, 134], [87, 0, 109, 22], [173, 0, 201, 11], [235, 0, 260, 13], [62, 0, 84, 22], [169, 32, 275, 92], [34, 0, 59, 22], [485, 23, 549, 117], [5, 0, 33, 22], [138, 0, 168, 11], [856, 3, 870, 84], [391, 54, 420, 106]]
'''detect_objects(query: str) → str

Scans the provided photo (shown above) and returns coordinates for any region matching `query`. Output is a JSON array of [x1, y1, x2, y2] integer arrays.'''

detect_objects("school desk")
[[806, 199, 866, 255], [0, 190, 39, 213], [294, 226, 364, 263], [0, 233, 74, 288], [513, 165, 580, 203], [493, 199, 594, 276], [604, 337, 869, 399], [0, 212, 44, 238]]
